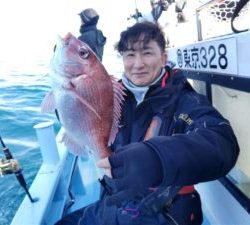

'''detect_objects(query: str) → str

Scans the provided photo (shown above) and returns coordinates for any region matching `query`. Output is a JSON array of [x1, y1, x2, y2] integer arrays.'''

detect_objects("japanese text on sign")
[[175, 38, 237, 75]]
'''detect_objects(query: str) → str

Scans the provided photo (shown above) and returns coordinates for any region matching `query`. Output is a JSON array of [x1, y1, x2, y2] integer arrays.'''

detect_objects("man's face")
[[122, 39, 166, 87]]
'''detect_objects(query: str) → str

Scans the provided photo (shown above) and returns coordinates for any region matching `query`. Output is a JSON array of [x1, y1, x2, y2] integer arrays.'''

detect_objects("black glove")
[[104, 142, 163, 206]]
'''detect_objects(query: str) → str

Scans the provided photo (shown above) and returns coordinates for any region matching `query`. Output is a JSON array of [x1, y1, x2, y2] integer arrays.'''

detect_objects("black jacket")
[[114, 70, 239, 186], [78, 24, 106, 61], [56, 69, 239, 225]]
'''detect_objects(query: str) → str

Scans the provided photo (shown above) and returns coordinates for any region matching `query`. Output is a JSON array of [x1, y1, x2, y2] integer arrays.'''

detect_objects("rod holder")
[[33, 121, 59, 165]]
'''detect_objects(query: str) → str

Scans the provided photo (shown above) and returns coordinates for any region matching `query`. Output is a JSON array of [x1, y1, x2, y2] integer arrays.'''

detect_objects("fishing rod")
[[127, 0, 143, 22], [0, 134, 37, 203]]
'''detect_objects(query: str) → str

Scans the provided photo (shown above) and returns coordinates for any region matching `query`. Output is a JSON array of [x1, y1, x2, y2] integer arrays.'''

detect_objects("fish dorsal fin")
[[108, 76, 126, 145]]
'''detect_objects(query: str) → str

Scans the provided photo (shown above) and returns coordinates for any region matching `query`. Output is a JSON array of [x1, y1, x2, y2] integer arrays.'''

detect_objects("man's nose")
[[133, 54, 145, 68]]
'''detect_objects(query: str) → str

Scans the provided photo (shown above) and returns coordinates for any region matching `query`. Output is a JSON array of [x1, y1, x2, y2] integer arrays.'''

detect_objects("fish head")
[[51, 32, 101, 79]]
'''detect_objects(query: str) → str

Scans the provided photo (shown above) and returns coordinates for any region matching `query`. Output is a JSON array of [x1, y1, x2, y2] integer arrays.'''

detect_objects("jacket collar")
[[122, 69, 166, 105], [137, 70, 187, 115], [79, 24, 97, 33]]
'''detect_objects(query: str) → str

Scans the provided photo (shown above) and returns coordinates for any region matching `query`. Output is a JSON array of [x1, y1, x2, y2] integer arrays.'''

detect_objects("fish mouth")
[[54, 34, 74, 53], [56, 33, 74, 45], [62, 33, 75, 44]]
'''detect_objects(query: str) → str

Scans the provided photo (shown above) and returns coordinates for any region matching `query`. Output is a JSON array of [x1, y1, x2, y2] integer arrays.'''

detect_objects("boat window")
[[211, 85, 250, 200]]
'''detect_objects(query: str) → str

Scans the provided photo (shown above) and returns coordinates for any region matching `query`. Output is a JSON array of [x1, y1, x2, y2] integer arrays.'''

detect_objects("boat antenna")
[[134, 0, 138, 9], [0, 134, 37, 203]]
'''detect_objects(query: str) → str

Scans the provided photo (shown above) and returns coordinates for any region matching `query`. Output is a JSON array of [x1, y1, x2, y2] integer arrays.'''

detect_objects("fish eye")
[[79, 47, 89, 59]]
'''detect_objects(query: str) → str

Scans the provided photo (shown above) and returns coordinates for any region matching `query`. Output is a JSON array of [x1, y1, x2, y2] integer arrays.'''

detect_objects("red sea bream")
[[41, 33, 125, 160]]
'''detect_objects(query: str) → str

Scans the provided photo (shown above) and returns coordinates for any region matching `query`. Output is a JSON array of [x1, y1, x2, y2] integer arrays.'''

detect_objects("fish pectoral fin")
[[41, 91, 56, 112], [68, 88, 101, 120], [61, 132, 88, 156]]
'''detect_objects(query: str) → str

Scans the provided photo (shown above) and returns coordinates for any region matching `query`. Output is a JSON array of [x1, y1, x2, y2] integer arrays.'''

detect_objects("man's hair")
[[115, 21, 166, 54]]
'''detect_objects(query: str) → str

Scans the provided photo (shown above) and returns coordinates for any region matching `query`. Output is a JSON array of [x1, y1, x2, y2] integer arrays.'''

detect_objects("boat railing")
[[10, 121, 72, 225]]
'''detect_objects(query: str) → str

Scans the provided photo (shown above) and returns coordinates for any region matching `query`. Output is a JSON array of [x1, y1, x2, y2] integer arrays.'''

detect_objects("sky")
[[0, 0, 155, 77], [0, 0, 148, 63], [0, 0, 206, 76]]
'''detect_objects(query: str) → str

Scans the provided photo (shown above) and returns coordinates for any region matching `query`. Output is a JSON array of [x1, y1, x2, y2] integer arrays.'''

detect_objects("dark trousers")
[[55, 191, 203, 225]]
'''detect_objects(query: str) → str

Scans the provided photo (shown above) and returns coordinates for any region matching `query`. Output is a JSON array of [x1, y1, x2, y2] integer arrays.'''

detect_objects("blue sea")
[[0, 58, 60, 225]]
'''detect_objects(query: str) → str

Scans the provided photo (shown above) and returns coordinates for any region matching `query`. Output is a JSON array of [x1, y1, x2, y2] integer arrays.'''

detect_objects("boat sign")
[[167, 37, 238, 75]]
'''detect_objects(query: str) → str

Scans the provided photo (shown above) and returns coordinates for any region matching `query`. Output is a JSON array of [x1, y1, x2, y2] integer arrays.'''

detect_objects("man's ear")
[[161, 52, 167, 67]]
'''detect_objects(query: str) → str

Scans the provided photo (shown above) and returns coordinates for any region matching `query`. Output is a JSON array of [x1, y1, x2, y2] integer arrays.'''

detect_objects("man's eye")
[[127, 53, 135, 57], [123, 51, 135, 57], [143, 51, 152, 55], [123, 53, 135, 58], [79, 47, 89, 59]]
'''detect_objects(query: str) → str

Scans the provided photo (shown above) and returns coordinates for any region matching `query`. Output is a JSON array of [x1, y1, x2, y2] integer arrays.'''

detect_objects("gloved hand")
[[101, 142, 163, 206]]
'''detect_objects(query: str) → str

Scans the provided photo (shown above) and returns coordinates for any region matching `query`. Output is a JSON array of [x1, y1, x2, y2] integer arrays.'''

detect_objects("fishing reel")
[[0, 158, 20, 176], [0, 135, 37, 203]]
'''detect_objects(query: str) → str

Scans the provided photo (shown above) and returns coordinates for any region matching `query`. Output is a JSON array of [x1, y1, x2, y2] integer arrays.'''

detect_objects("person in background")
[[55, 21, 239, 225], [150, 0, 169, 22], [78, 8, 106, 61], [175, 0, 187, 23]]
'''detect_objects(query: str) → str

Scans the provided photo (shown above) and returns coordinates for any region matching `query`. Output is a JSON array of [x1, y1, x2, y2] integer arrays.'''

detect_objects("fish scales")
[[57, 55, 114, 158], [41, 32, 125, 160]]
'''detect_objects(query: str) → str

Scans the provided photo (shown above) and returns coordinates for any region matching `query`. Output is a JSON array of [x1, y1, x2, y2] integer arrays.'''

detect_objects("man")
[[78, 8, 106, 61], [56, 21, 239, 225]]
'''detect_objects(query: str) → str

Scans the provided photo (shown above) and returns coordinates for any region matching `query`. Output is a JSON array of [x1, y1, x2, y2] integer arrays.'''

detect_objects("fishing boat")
[[2, 0, 250, 224]]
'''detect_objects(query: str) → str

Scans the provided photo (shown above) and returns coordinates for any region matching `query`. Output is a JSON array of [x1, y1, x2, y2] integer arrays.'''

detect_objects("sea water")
[[0, 58, 60, 225]]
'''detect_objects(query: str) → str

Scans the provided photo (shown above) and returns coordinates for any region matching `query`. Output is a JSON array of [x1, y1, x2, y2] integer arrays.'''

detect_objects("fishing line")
[[0, 133, 38, 203]]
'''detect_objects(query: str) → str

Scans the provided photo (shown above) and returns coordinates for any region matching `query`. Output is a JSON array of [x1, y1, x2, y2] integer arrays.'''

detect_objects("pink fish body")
[[41, 33, 125, 160]]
